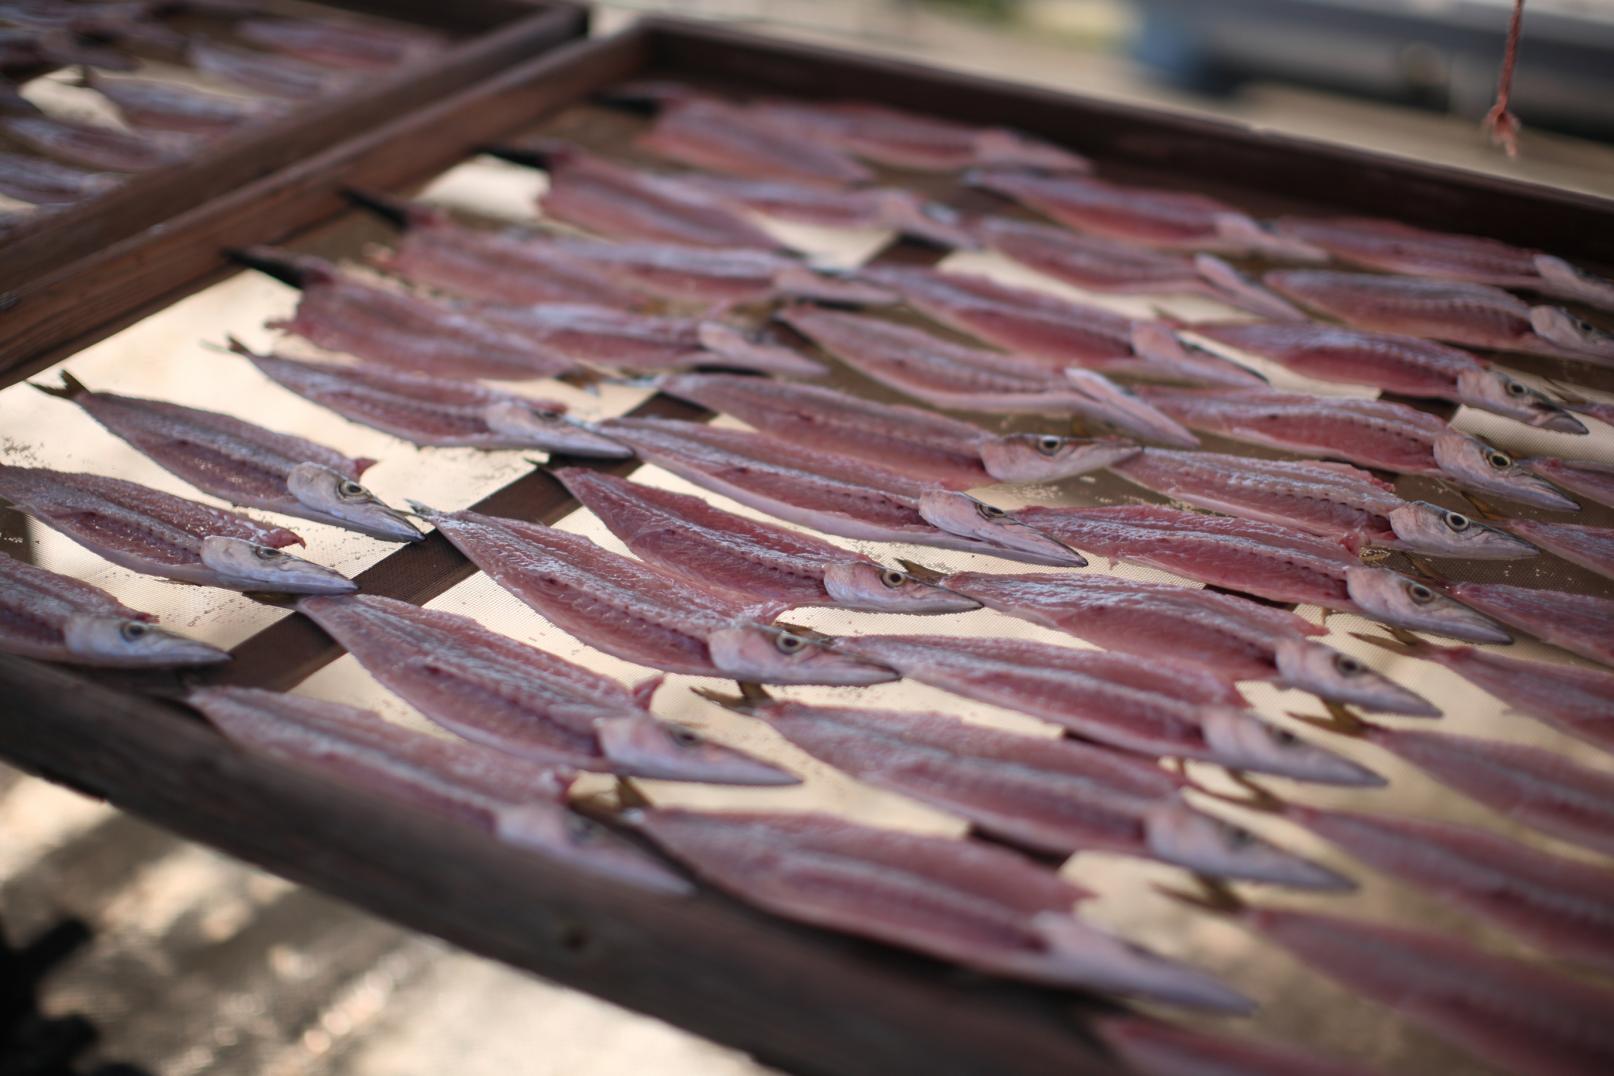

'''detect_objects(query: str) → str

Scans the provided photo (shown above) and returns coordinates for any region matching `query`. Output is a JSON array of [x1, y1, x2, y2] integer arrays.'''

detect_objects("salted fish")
[[734, 695, 1349, 888], [968, 171, 1325, 260], [1246, 905, 1614, 1076], [942, 572, 1435, 715], [189, 685, 691, 894], [189, 42, 358, 100], [630, 807, 1250, 1010], [236, 17, 444, 71], [1108, 448, 1537, 558], [863, 264, 1265, 386], [0, 465, 354, 593], [297, 593, 795, 785], [556, 468, 978, 615], [236, 248, 580, 381], [229, 339, 627, 456], [0, 554, 226, 667], [1444, 581, 1614, 667], [37, 372, 421, 542], [0, 149, 120, 204], [1506, 519, 1614, 581], [596, 416, 1086, 566], [416, 505, 896, 685], [1096, 1019, 1375, 1076], [776, 304, 1200, 446], [831, 634, 1381, 785], [638, 97, 872, 186], [1189, 320, 1585, 433], [1525, 457, 1614, 509], [84, 71, 284, 136], [1266, 271, 1614, 365], [1273, 215, 1614, 312], [1, 115, 188, 172]]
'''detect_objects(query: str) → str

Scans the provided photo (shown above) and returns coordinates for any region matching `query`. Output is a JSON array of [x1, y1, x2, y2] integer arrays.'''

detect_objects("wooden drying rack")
[[3, 18, 1614, 1076]]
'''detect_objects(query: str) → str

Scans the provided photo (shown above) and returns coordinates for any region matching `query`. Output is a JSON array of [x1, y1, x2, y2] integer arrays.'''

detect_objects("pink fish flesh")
[[776, 304, 1199, 446], [0, 149, 120, 204], [596, 416, 1085, 566], [0, 465, 355, 593], [229, 340, 628, 456], [37, 372, 421, 542], [189, 685, 691, 894], [556, 468, 978, 615], [1, 115, 188, 172], [968, 171, 1325, 260], [1096, 1018, 1375, 1076], [1188, 320, 1584, 433], [236, 17, 444, 71], [638, 97, 872, 186], [1266, 271, 1614, 365], [1444, 582, 1614, 667], [297, 593, 796, 785], [662, 173, 977, 249], [630, 807, 1250, 1010], [1274, 215, 1614, 312], [1525, 457, 1614, 509], [1289, 803, 1614, 972], [862, 264, 1265, 387], [1506, 519, 1614, 581], [84, 71, 284, 136], [190, 42, 359, 100], [942, 571, 1434, 716], [0, 554, 226, 667], [831, 634, 1381, 785], [747, 697, 1349, 888]]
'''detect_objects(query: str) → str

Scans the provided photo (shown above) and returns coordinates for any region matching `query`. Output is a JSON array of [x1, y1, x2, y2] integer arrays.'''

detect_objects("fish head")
[[1431, 432, 1581, 510], [1530, 306, 1614, 358], [1343, 567, 1510, 644], [820, 560, 982, 614], [1453, 369, 1584, 433], [286, 463, 423, 542], [198, 535, 358, 594], [493, 803, 694, 896], [1385, 500, 1538, 560], [977, 433, 1141, 483], [1142, 797, 1354, 891], [1210, 213, 1329, 263], [916, 490, 1088, 567], [1029, 912, 1254, 1013], [594, 715, 798, 787], [482, 401, 634, 458], [706, 623, 899, 686], [60, 615, 229, 667], [1271, 639, 1438, 717], [1199, 708, 1384, 787], [695, 322, 829, 377]]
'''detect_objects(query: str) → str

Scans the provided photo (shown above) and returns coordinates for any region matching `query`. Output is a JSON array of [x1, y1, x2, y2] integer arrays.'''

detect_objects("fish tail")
[[229, 246, 327, 290], [32, 369, 89, 400], [343, 187, 421, 230], [691, 684, 771, 712]]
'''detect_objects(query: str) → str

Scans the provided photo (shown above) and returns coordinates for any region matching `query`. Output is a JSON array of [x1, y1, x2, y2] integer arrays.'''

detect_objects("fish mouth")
[[1200, 708, 1385, 787], [705, 623, 900, 686], [1141, 798, 1355, 891], [1537, 409, 1591, 435], [1063, 369, 1200, 448], [916, 491, 1088, 567], [198, 536, 358, 594], [1271, 639, 1439, 718], [286, 462, 424, 542], [1344, 567, 1511, 645], [1385, 502, 1538, 561]]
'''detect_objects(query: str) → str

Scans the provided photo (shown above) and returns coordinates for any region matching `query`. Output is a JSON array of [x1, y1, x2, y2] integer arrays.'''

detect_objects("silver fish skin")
[[37, 373, 421, 542], [630, 807, 1251, 1011], [1430, 433, 1581, 511], [1097, 1018, 1376, 1076], [296, 593, 797, 785], [188, 685, 691, 895], [0, 465, 355, 593], [0, 554, 227, 667]]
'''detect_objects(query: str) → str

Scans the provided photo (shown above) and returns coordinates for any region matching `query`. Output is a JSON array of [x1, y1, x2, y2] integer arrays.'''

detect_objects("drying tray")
[[0, 0, 588, 294], [2, 18, 1614, 1076]]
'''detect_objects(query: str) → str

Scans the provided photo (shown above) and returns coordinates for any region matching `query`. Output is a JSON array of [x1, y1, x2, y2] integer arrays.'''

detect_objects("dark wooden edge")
[[0, 1, 590, 293]]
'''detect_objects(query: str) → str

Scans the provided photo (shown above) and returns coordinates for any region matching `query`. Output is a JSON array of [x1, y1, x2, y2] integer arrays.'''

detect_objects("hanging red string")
[[1482, 0, 1525, 157]]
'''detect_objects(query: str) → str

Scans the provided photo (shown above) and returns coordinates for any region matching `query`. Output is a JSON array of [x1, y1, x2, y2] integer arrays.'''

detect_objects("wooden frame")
[[3, 17, 1614, 1075]]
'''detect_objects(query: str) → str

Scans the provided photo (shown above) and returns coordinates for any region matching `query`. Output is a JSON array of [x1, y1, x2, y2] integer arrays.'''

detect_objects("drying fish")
[[1, 115, 188, 172], [0, 554, 227, 667], [777, 304, 1199, 446], [237, 17, 444, 71], [1428, 433, 1581, 511], [663, 173, 978, 249], [298, 593, 796, 785], [1188, 320, 1585, 432], [189, 42, 357, 100], [36, 372, 421, 542], [1525, 456, 1614, 509], [190, 686, 691, 895], [968, 171, 1324, 260], [1274, 215, 1614, 312], [0, 465, 354, 593], [1506, 519, 1614, 581], [83, 71, 283, 136], [556, 468, 977, 615], [1242, 905, 1614, 1076], [629, 807, 1249, 1010], [862, 264, 1265, 387], [638, 96, 873, 186], [1096, 1019, 1374, 1076], [943, 571, 1435, 716], [491, 140, 781, 250], [417, 504, 897, 685], [1266, 270, 1614, 365], [227, 339, 626, 456], [975, 216, 1305, 319], [0, 150, 119, 204], [1444, 581, 1614, 666], [598, 417, 1086, 566], [833, 634, 1380, 785], [234, 248, 579, 381], [723, 694, 1349, 888], [1109, 448, 1536, 559]]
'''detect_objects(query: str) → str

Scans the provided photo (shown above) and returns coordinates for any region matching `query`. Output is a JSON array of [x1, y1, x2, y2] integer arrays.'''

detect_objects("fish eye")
[[668, 725, 703, 747], [774, 631, 806, 653], [1444, 512, 1470, 531], [119, 622, 149, 642], [1576, 318, 1596, 332], [1036, 435, 1064, 456], [1333, 654, 1364, 676], [337, 479, 367, 498], [1406, 582, 1436, 604], [1486, 450, 1513, 470], [975, 501, 1007, 519], [565, 814, 599, 842], [253, 546, 285, 561], [1226, 827, 1254, 849], [1504, 379, 1527, 396], [881, 569, 907, 588], [1269, 728, 1299, 746]]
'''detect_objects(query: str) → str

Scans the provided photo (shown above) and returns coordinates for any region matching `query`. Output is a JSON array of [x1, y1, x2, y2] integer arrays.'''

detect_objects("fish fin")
[[1287, 709, 1369, 738], [557, 365, 610, 394], [614, 775, 652, 810], [629, 674, 665, 710], [228, 246, 328, 290], [691, 685, 767, 713], [343, 187, 427, 230], [895, 558, 949, 584], [1153, 875, 1244, 916], [351, 458, 377, 477], [1186, 773, 1286, 814], [31, 370, 89, 401], [1350, 630, 1426, 659], [404, 499, 445, 521]]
